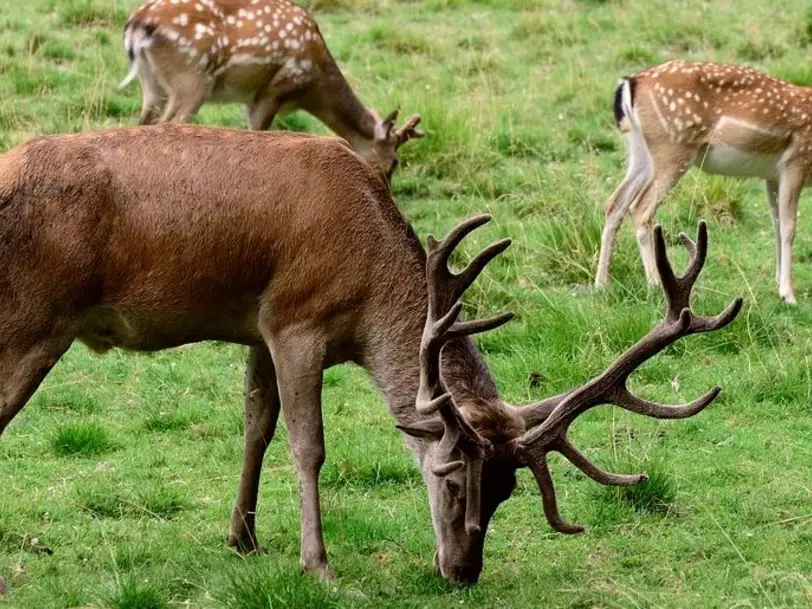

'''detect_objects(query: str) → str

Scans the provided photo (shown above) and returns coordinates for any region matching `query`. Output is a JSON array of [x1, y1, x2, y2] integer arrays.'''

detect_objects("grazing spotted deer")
[[596, 59, 812, 303], [119, 0, 422, 181], [0, 124, 740, 583]]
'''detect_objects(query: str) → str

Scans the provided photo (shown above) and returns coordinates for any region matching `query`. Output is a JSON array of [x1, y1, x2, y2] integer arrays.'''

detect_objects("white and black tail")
[[118, 21, 156, 90], [613, 76, 638, 132]]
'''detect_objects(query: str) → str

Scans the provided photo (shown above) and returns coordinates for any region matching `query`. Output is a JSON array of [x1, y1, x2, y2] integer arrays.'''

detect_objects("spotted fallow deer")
[[119, 0, 422, 181], [0, 124, 741, 583], [596, 59, 812, 303]]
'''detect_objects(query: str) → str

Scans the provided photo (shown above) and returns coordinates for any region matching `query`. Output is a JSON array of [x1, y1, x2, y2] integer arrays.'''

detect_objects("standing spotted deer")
[[0, 124, 740, 583], [597, 59, 812, 303], [119, 0, 422, 180]]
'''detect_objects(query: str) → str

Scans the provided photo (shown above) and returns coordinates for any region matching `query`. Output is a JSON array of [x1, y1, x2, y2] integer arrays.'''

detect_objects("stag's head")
[[401, 216, 742, 583], [361, 109, 423, 183]]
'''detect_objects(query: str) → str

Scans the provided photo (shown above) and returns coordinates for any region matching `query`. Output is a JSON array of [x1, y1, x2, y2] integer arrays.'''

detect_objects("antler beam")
[[415, 215, 512, 535]]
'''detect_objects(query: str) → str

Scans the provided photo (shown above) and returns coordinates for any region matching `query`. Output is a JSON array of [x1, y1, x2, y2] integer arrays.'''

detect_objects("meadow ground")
[[3, 0, 812, 607]]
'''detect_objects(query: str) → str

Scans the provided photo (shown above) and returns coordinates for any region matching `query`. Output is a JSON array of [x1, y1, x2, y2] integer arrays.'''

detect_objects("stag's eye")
[[445, 479, 462, 498]]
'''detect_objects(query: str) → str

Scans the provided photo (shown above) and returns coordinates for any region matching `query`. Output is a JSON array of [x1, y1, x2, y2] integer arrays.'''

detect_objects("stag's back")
[[0, 125, 424, 352]]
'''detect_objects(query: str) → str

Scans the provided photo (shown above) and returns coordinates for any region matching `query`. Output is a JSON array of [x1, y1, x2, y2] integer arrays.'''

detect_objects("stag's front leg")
[[0, 312, 78, 436], [229, 346, 281, 554], [265, 325, 333, 579]]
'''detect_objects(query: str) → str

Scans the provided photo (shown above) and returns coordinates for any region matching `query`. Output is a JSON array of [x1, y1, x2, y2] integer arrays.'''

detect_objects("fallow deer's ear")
[[374, 109, 400, 142], [396, 418, 444, 440]]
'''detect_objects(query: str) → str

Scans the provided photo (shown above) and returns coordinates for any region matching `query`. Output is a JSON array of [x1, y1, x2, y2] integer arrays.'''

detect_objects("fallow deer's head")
[[365, 109, 423, 184]]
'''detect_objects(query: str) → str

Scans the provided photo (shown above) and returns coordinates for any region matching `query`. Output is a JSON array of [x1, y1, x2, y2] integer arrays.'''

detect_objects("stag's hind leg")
[[229, 346, 282, 554], [263, 323, 333, 579]]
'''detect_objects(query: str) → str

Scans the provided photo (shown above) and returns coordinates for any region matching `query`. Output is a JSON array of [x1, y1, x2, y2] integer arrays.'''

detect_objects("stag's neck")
[[311, 60, 377, 151]]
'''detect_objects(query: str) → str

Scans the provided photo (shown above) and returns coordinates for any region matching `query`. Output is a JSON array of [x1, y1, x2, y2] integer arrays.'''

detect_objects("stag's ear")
[[396, 418, 444, 440]]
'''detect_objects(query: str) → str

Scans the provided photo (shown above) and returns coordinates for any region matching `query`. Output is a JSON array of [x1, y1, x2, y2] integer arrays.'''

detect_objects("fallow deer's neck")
[[312, 62, 377, 150]]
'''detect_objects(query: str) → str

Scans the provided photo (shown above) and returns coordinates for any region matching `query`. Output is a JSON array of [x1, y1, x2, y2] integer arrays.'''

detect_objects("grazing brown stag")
[[597, 59, 812, 303], [119, 0, 422, 181], [0, 124, 741, 583]]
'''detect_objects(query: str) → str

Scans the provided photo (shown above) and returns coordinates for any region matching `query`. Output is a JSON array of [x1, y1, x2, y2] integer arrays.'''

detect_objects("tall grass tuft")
[[51, 422, 114, 457]]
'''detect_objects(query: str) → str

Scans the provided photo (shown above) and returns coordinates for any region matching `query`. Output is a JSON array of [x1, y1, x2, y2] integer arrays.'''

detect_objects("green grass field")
[[3, 0, 812, 607]]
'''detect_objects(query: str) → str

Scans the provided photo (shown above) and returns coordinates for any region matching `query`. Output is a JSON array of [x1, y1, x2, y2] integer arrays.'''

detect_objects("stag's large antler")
[[415, 215, 513, 535], [514, 221, 742, 534]]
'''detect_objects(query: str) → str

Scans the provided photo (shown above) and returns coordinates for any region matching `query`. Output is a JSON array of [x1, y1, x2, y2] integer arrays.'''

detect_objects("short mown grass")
[[2, 0, 812, 608]]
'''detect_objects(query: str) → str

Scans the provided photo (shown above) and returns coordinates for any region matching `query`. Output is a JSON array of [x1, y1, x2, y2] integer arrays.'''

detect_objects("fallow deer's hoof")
[[301, 561, 337, 581], [227, 533, 261, 556], [780, 291, 797, 305]]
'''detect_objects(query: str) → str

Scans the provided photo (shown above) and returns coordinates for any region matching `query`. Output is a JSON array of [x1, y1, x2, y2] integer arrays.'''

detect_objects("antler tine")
[[426, 215, 512, 309], [514, 220, 742, 534], [382, 108, 399, 126], [447, 312, 515, 340], [610, 385, 722, 419], [525, 451, 585, 534], [555, 437, 647, 486], [427, 214, 492, 264], [654, 222, 743, 333], [679, 220, 707, 284]]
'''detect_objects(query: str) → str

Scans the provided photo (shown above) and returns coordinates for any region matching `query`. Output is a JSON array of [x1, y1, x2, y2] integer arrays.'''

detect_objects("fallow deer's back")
[[631, 60, 807, 151], [126, 0, 327, 99]]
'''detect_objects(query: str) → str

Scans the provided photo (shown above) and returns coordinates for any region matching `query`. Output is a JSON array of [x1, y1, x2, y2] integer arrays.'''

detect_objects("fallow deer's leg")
[[264, 324, 333, 579], [137, 55, 167, 126], [777, 165, 806, 304], [246, 69, 300, 131], [158, 72, 211, 124], [595, 132, 652, 287], [765, 179, 781, 286], [246, 97, 281, 131], [228, 346, 281, 554], [147, 46, 211, 124], [629, 151, 695, 285]]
